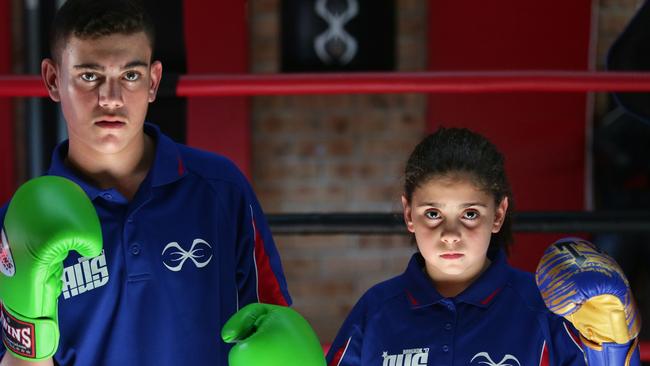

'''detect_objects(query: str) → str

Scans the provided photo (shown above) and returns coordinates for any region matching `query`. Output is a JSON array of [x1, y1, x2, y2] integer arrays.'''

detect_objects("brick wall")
[[249, 0, 428, 342], [249, 0, 644, 344]]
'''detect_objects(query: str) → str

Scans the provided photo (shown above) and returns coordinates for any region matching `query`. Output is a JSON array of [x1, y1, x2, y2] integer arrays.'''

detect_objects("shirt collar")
[[455, 250, 509, 308], [402, 253, 444, 308], [403, 250, 510, 309], [48, 123, 187, 199], [144, 123, 187, 187]]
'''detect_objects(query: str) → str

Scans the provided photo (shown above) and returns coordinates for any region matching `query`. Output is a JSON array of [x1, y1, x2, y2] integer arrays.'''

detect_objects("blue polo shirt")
[[1, 124, 291, 365], [326, 251, 586, 366]]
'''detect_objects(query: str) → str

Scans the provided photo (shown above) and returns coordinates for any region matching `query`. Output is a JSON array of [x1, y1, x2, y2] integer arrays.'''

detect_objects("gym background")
[[0, 0, 649, 351]]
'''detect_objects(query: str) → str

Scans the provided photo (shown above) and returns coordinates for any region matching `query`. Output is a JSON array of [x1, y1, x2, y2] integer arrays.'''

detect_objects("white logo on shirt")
[[470, 352, 521, 366], [61, 250, 109, 299], [161, 238, 213, 272], [382, 348, 429, 366]]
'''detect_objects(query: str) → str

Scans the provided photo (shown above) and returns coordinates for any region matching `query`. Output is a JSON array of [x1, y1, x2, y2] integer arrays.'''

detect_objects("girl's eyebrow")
[[416, 201, 442, 207], [460, 203, 488, 208]]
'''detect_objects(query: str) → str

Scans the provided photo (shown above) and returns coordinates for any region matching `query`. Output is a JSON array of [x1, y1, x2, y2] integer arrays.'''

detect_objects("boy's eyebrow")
[[73, 60, 149, 70], [73, 63, 104, 70], [123, 61, 149, 69]]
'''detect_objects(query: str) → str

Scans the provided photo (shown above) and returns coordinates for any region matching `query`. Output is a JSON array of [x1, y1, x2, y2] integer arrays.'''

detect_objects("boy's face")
[[42, 31, 161, 155]]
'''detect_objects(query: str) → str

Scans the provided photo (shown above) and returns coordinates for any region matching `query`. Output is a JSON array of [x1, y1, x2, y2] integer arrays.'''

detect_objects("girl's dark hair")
[[50, 0, 155, 63], [404, 127, 514, 253]]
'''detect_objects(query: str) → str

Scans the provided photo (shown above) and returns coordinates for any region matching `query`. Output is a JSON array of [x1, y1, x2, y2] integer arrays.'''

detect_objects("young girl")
[[326, 127, 587, 366]]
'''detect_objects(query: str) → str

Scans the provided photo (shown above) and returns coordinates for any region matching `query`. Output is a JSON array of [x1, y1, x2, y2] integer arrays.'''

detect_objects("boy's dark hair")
[[404, 127, 514, 254], [50, 0, 155, 62]]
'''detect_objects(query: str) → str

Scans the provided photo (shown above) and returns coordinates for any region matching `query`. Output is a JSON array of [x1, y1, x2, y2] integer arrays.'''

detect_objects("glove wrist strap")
[[1, 302, 58, 360], [581, 335, 640, 366]]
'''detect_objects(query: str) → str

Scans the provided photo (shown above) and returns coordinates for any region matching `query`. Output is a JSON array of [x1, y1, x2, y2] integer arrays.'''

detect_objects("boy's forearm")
[[0, 353, 54, 366]]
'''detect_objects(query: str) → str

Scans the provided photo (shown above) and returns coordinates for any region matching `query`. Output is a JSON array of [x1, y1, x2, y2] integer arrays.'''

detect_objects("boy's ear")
[[41, 58, 60, 102], [148, 60, 163, 103], [492, 196, 509, 233], [401, 195, 415, 233]]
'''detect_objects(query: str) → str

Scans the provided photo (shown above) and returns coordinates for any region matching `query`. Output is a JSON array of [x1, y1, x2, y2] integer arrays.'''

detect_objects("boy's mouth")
[[95, 121, 126, 128]]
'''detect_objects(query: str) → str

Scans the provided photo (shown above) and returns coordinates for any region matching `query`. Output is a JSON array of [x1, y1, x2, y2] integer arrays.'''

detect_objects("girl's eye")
[[81, 73, 98, 82], [463, 210, 479, 220], [124, 71, 140, 81], [424, 210, 440, 220]]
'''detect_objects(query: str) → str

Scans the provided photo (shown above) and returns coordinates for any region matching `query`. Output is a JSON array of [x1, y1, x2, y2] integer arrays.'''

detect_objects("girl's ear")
[[401, 195, 415, 233], [492, 196, 509, 233]]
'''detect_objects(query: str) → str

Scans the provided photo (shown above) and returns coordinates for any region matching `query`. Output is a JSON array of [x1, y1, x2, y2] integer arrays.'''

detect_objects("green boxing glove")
[[0, 176, 102, 360], [222, 303, 326, 366]]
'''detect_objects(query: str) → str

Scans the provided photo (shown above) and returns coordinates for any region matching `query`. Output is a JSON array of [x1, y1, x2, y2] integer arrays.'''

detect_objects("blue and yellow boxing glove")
[[536, 237, 641, 366]]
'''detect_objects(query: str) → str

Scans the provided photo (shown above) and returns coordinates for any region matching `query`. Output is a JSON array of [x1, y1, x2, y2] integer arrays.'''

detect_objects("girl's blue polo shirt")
[[327, 250, 587, 366]]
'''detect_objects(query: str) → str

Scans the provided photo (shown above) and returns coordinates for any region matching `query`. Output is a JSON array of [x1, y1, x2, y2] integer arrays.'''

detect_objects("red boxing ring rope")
[[2, 70, 650, 357], [2, 71, 650, 97]]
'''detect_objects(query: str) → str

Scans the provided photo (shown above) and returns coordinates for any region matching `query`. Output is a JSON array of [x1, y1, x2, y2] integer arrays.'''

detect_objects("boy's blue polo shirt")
[[1, 124, 291, 365], [327, 250, 587, 366]]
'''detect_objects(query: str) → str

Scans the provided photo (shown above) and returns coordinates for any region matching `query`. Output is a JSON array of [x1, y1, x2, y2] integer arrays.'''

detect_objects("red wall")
[[427, 0, 593, 272], [0, 0, 15, 202], [183, 1, 250, 177]]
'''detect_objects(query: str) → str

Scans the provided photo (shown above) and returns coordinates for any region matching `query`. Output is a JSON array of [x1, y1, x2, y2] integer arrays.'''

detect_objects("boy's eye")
[[463, 210, 479, 220], [80, 73, 98, 82], [124, 71, 140, 81], [424, 210, 440, 220]]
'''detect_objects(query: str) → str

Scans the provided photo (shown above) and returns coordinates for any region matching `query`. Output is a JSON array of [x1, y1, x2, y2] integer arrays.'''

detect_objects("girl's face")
[[401, 174, 508, 295]]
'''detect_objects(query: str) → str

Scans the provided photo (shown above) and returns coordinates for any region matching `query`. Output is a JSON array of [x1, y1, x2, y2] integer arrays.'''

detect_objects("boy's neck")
[[65, 133, 155, 201]]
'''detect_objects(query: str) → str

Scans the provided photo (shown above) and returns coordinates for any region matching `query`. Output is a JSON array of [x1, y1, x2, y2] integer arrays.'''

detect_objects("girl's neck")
[[427, 258, 491, 298]]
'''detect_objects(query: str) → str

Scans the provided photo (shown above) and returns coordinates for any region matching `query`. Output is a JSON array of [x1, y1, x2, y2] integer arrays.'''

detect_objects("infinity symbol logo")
[[161, 239, 213, 272], [470, 352, 521, 366], [314, 0, 359, 65]]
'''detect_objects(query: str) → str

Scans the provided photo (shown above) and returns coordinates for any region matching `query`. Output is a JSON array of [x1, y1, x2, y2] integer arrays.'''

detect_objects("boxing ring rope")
[[4, 72, 650, 235], [3, 71, 650, 358], [3, 71, 650, 97]]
